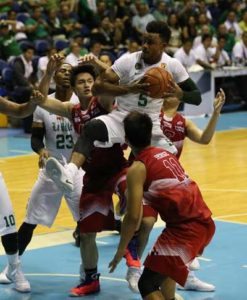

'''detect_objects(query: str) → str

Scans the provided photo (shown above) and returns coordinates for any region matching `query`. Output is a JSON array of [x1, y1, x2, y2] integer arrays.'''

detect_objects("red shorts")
[[143, 204, 158, 219], [144, 218, 215, 286], [79, 168, 127, 233]]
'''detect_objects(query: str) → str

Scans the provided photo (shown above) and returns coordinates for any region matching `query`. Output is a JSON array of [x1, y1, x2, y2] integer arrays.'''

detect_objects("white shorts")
[[95, 109, 177, 155], [25, 168, 84, 227], [0, 172, 17, 236]]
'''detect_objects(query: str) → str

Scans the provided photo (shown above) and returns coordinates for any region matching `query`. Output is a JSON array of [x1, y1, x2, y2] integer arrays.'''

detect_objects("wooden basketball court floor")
[[0, 111, 246, 300]]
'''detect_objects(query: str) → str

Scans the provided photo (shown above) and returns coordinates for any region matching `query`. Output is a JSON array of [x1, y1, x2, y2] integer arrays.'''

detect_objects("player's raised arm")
[[39, 53, 64, 98], [0, 91, 39, 117], [186, 89, 225, 144]]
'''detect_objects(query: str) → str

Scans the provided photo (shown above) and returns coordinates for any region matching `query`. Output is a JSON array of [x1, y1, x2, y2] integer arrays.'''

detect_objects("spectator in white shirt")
[[193, 25, 217, 49], [65, 42, 81, 66], [232, 31, 247, 65], [174, 38, 196, 70], [194, 34, 216, 69], [132, 3, 155, 35], [224, 10, 242, 39]]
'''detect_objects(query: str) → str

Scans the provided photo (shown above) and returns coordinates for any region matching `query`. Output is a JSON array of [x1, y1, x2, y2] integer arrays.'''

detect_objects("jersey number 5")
[[138, 94, 148, 107]]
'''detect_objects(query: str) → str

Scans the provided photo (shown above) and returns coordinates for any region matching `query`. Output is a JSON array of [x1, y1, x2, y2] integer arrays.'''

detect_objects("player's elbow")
[[200, 138, 211, 145]]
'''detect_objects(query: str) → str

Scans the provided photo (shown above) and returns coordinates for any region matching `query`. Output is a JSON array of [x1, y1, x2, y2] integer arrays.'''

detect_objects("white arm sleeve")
[[33, 107, 44, 123]]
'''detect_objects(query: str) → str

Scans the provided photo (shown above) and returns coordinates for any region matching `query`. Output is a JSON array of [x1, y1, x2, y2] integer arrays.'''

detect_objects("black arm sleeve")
[[179, 77, 202, 106], [31, 126, 45, 154]]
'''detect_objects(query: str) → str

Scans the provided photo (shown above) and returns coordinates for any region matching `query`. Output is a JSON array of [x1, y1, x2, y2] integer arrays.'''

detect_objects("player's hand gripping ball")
[[143, 67, 173, 98]]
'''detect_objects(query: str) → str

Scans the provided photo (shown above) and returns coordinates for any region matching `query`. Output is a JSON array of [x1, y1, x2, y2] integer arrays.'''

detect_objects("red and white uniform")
[[160, 112, 186, 159], [71, 97, 128, 233], [136, 147, 215, 286], [143, 112, 186, 219]]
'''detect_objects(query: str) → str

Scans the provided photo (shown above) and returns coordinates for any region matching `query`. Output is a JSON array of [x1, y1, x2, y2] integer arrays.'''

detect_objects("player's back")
[[136, 146, 212, 226]]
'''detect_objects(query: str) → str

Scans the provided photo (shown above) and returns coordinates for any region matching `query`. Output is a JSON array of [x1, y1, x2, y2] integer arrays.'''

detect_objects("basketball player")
[[109, 111, 215, 300], [127, 89, 226, 293], [0, 91, 42, 293], [0, 60, 84, 290], [31, 56, 135, 296], [42, 20, 202, 201]]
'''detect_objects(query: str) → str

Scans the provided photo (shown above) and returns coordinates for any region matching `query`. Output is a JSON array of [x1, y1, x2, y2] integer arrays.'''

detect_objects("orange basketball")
[[143, 67, 173, 99]]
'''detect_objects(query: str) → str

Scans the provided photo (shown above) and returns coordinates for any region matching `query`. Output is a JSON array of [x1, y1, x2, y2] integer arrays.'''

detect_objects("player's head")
[[141, 21, 171, 64], [70, 64, 97, 100], [124, 111, 152, 150], [54, 63, 73, 89]]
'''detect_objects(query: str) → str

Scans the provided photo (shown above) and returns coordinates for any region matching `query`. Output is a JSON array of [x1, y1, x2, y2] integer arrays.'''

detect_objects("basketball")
[[143, 67, 173, 99]]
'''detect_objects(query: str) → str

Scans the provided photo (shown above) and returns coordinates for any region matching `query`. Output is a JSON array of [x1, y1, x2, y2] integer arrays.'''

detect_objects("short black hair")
[[70, 64, 97, 87], [124, 111, 152, 148], [146, 21, 171, 43], [202, 33, 212, 42], [217, 34, 226, 41], [21, 43, 35, 52]]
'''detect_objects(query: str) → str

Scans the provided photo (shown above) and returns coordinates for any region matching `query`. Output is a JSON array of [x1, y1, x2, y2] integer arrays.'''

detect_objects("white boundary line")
[[24, 273, 126, 282]]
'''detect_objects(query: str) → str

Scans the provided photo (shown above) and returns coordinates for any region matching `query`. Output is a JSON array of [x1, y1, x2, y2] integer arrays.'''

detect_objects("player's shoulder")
[[161, 52, 181, 66]]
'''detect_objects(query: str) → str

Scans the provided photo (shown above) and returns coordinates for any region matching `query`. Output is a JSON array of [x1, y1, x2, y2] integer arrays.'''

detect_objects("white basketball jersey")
[[111, 51, 189, 119], [33, 93, 79, 162]]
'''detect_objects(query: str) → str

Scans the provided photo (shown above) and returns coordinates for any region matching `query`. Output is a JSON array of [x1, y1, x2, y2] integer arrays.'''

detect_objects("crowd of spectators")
[[0, 0, 247, 131]]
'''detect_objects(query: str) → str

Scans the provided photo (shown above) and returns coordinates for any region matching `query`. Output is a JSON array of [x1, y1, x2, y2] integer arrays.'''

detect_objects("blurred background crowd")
[[0, 0, 247, 132]]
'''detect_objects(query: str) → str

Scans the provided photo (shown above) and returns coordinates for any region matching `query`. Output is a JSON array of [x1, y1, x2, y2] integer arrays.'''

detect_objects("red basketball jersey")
[[71, 97, 108, 135], [135, 147, 212, 226], [160, 112, 186, 158], [71, 97, 127, 177]]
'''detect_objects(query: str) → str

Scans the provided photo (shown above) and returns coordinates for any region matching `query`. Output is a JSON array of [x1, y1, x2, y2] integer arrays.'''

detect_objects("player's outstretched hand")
[[108, 250, 125, 273], [214, 88, 225, 115], [30, 90, 45, 105], [78, 54, 98, 65], [46, 53, 65, 75]]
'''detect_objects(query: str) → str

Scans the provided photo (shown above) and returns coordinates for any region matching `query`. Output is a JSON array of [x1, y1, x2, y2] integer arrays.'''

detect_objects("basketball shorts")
[[143, 204, 158, 220], [95, 109, 177, 155], [144, 218, 215, 286], [25, 168, 84, 227], [0, 172, 17, 236], [79, 168, 127, 233]]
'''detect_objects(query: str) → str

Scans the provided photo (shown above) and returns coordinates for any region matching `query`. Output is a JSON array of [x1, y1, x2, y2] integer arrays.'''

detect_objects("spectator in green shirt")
[[0, 21, 21, 61], [25, 6, 49, 41], [0, 0, 13, 13]]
